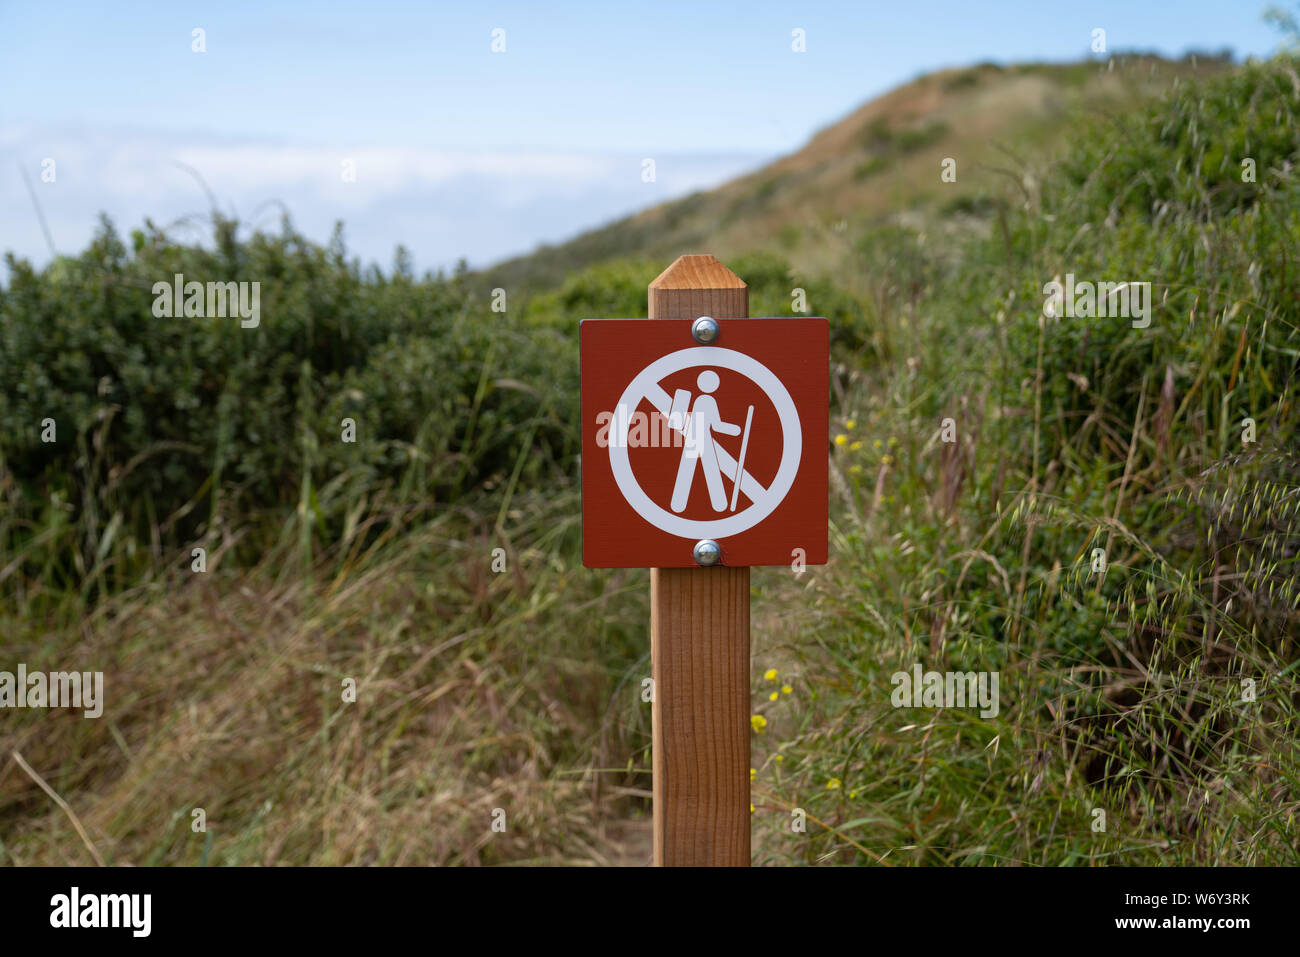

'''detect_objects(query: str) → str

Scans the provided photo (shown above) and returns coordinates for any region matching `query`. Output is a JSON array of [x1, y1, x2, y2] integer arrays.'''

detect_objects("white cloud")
[[1, 125, 766, 274]]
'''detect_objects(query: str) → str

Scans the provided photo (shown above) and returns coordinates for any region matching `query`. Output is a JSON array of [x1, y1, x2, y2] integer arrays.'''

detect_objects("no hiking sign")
[[581, 316, 829, 568]]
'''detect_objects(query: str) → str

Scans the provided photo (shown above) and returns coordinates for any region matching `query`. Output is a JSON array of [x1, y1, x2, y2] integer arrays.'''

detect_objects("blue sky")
[[0, 1, 1289, 273]]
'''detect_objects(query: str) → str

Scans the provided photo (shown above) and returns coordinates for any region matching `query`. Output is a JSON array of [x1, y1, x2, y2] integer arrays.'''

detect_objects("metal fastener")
[[693, 539, 722, 566], [692, 316, 719, 344]]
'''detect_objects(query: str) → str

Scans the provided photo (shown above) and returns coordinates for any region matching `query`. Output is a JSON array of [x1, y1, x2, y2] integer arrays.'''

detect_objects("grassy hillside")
[[483, 53, 1232, 295], [1, 53, 1296, 866]]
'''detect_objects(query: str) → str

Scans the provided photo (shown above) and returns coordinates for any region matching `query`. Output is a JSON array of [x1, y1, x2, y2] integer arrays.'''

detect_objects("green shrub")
[[0, 215, 577, 599]]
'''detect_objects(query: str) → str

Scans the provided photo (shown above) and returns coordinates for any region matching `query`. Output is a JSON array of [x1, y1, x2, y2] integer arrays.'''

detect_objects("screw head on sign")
[[693, 539, 722, 566], [692, 316, 719, 344]]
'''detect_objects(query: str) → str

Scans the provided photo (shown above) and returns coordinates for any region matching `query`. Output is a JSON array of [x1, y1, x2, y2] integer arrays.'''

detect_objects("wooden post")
[[649, 254, 750, 866]]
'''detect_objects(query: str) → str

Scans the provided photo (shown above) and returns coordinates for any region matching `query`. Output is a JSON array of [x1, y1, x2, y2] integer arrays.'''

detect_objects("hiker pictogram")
[[671, 370, 753, 514]]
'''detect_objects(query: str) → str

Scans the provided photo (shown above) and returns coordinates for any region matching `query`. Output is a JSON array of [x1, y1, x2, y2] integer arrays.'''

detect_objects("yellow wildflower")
[[782, 684, 793, 694], [764, 668, 778, 681], [850, 440, 862, 451], [826, 778, 842, 790], [834, 434, 848, 447], [845, 419, 857, 430], [769, 691, 779, 701], [751, 714, 767, 733]]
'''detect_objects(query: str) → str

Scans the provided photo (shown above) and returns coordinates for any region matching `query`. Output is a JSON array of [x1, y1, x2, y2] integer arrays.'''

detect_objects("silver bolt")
[[692, 316, 719, 344], [693, 539, 722, 566]]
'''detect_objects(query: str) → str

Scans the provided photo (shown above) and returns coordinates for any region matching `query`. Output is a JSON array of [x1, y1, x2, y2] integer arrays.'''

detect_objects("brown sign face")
[[581, 317, 829, 568]]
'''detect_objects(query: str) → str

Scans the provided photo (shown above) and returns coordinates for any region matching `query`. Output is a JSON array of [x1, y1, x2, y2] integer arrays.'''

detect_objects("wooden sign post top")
[[648, 254, 748, 318]]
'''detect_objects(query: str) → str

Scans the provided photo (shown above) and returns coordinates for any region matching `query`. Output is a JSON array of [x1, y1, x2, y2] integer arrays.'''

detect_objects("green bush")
[[0, 215, 577, 596]]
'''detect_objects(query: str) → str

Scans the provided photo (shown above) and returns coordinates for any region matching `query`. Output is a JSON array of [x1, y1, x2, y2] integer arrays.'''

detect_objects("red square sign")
[[581, 317, 828, 568]]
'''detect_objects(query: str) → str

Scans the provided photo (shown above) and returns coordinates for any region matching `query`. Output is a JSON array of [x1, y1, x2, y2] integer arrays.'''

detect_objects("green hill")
[[483, 53, 1232, 294]]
